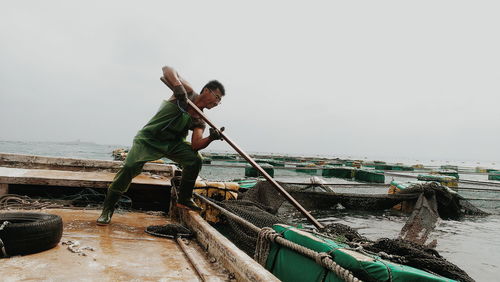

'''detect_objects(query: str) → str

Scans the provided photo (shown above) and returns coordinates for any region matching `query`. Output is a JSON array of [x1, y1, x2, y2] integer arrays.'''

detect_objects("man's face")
[[205, 88, 222, 109]]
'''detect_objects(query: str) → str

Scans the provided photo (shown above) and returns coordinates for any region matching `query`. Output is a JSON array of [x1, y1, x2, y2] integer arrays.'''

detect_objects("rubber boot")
[[96, 190, 122, 225], [176, 180, 202, 212]]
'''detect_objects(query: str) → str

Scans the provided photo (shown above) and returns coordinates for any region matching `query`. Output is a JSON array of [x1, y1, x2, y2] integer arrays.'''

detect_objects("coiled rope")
[[255, 227, 361, 282], [0, 194, 63, 210]]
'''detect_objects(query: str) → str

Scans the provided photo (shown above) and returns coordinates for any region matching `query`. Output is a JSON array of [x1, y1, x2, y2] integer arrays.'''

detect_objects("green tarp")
[[322, 166, 355, 179], [355, 169, 385, 183], [265, 224, 456, 282], [245, 163, 274, 177]]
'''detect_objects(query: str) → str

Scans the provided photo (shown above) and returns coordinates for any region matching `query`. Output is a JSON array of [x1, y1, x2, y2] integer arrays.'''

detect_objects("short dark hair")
[[202, 80, 225, 96]]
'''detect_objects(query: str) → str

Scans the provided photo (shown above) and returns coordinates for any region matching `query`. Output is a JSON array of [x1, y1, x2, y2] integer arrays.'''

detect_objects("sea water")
[[1, 140, 498, 280]]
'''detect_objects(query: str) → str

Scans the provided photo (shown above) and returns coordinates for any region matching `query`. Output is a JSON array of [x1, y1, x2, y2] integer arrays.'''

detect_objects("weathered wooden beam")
[[179, 209, 279, 282], [0, 153, 176, 175], [0, 167, 171, 189], [0, 183, 8, 196]]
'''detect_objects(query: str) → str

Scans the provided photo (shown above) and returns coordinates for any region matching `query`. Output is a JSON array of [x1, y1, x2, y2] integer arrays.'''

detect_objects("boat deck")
[[0, 166, 171, 189], [1, 209, 228, 281]]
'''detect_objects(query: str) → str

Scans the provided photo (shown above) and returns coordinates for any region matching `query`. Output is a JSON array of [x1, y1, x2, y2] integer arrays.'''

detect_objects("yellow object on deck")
[[194, 181, 240, 223], [475, 167, 487, 173], [388, 183, 415, 213]]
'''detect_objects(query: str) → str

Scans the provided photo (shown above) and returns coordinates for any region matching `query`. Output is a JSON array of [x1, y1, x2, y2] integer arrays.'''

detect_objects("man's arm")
[[191, 128, 213, 151], [191, 127, 225, 151], [162, 66, 195, 94]]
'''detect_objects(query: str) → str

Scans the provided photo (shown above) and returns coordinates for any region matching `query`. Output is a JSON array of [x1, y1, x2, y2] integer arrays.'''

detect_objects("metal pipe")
[[176, 237, 207, 282], [161, 77, 323, 228], [187, 101, 323, 228]]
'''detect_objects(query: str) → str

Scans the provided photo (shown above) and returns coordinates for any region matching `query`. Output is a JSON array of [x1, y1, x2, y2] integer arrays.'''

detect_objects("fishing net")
[[396, 182, 489, 218], [200, 180, 479, 281], [145, 224, 193, 239], [317, 221, 474, 281], [214, 198, 286, 256], [362, 238, 474, 282]]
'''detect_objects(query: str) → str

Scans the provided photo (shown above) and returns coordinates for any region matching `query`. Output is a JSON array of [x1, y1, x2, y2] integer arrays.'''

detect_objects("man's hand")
[[209, 127, 225, 141], [173, 85, 189, 111]]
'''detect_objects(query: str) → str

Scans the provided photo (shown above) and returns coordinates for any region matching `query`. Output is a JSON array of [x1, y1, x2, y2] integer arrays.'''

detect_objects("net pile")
[[397, 182, 489, 218], [316, 224, 474, 281], [209, 180, 478, 281], [214, 200, 285, 255], [145, 224, 193, 239]]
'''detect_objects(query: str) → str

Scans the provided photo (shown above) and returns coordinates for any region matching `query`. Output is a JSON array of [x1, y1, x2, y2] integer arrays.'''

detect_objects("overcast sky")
[[1, 1, 499, 162]]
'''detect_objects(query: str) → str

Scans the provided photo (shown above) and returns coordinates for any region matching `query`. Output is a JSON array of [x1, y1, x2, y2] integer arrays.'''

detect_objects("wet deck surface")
[[1, 209, 227, 281]]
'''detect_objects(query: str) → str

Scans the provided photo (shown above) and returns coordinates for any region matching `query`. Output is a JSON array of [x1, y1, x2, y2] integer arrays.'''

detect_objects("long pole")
[[161, 78, 323, 229]]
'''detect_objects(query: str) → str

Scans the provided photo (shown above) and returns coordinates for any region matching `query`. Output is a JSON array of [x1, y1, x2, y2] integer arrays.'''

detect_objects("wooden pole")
[[161, 77, 323, 229]]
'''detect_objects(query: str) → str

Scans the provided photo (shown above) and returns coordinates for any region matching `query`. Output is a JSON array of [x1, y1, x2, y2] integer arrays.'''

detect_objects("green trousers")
[[109, 138, 202, 194]]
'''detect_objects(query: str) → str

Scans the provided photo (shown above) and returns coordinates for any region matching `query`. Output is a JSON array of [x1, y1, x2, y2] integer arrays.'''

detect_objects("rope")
[[197, 194, 363, 281], [254, 227, 275, 266], [255, 227, 362, 282], [0, 221, 10, 257]]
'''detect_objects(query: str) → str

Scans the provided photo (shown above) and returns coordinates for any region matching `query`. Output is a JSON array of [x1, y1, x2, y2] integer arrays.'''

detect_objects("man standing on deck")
[[97, 66, 225, 225]]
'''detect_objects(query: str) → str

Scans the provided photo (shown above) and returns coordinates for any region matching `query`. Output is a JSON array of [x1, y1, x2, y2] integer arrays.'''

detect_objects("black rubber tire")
[[0, 212, 63, 257]]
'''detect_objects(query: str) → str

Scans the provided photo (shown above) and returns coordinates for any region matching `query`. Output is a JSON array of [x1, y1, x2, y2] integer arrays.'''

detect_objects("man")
[[97, 66, 225, 225]]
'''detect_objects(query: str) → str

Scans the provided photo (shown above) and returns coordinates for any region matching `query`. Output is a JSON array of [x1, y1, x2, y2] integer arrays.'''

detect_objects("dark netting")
[[62, 188, 132, 209], [208, 180, 479, 281], [362, 238, 474, 282], [199, 181, 292, 256], [397, 182, 489, 219], [239, 181, 288, 214], [145, 224, 193, 239], [315, 224, 474, 282], [284, 183, 417, 211], [214, 199, 286, 256], [318, 222, 366, 242]]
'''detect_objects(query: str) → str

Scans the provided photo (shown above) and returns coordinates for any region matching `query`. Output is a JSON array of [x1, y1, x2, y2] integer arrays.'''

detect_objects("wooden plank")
[[0, 183, 8, 195], [0, 153, 176, 175], [0, 167, 171, 189], [180, 209, 279, 282]]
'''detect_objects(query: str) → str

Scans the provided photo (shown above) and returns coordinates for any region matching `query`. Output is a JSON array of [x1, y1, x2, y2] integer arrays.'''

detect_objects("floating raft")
[[437, 169, 459, 179], [388, 180, 426, 212], [295, 163, 318, 174], [355, 169, 385, 183], [417, 174, 458, 188], [489, 171, 500, 181], [322, 166, 356, 179], [441, 165, 459, 171], [321, 167, 385, 183], [375, 164, 415, 171], [343, 160, 362, 168], [245, 163, 274, 177], [255, 159, 285, 167], [209, 154, 238, 160]]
